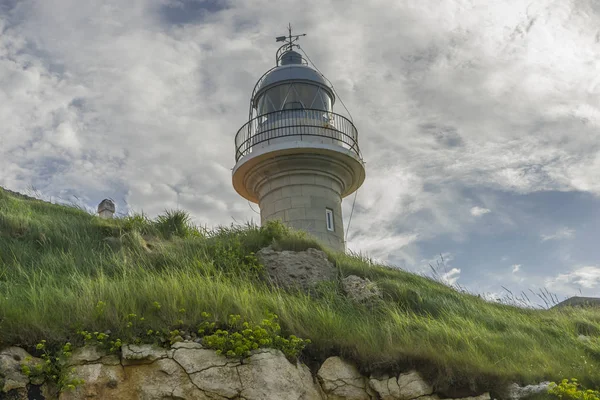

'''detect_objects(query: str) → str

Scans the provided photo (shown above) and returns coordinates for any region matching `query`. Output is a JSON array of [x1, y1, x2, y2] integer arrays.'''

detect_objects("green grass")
[[0, 186, 599, 392]]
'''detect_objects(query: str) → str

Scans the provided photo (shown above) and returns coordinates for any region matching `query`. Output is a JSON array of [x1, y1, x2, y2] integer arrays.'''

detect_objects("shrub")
[[549, 379, 600, 400], [154, 209, 196, 238], [22, 340, 85, 392], [121, 212, 154, 235], [259, 219, 290, 243], [201, 312, 310, 360]]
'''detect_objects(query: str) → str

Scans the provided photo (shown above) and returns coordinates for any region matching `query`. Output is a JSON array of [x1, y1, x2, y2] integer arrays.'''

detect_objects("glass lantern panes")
[[255, 83, 332, 115]]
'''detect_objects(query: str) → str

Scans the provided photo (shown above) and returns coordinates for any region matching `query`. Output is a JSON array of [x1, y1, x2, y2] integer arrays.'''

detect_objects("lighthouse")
[[232, 26, 365, 252]]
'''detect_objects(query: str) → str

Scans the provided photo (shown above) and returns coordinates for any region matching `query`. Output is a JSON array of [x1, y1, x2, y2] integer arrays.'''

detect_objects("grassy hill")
[[0, 186, 599, 392]]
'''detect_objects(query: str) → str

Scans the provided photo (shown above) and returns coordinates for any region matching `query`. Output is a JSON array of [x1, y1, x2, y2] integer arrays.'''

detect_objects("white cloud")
[[418, 253, 460, 287], [545, 266, 600, 295], [471, 206, 491, 217], [1, 0, 599, 296], [441, 268, 461, 286], [541, 227, 575, 242], [512, 264, 521, 273]]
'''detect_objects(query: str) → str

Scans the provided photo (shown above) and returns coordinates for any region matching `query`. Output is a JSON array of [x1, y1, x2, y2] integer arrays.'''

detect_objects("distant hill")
[[553, 296, 600, 309]]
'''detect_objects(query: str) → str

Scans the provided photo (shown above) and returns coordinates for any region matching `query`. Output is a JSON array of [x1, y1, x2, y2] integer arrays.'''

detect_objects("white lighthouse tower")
[[232, 26, 365, 251]]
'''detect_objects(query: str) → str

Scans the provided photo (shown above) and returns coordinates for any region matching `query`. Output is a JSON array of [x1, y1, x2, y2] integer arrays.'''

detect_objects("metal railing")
[[235, 108, 361, 162]]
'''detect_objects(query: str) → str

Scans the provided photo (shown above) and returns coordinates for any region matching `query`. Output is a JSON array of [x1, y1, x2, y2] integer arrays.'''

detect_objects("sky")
[[1, 0, 599, 306]]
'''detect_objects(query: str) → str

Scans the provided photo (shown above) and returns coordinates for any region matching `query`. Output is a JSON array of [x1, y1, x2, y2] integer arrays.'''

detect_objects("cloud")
[[441, 268, 461, 286], [418, 252, 461, 286], [546, 266, 600, 294], [1, 0, 600, 298], [541, 227, 575, 242], [512, 264, 521, 273], [471, 206, 491, 217]]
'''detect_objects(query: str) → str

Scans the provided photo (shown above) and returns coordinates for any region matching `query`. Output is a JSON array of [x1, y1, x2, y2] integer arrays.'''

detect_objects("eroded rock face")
[[257, 246, 337, 292], [0, 343, 533, 400], [238, 349, 323, 400], [120, 343, 171, 365], [317, 356, 372, 400], [0, 347, 44, 392], [58, 345, 323, 400], [341, 275, 382, 304]]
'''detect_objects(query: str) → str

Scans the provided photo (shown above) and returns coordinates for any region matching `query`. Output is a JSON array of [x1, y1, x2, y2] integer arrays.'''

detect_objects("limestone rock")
[[504, 382, 551, 400], [397, 370, 433, 400], [342, 275, 382, 304], [238, 349, 324, 400], [190, 364, 242, 398], [122, 358, 209, 400], [257, 246, 337, 292], [172, 348, 241, 398], [0, 347, 43, 392], [172, 348, 238, 374], [59, 363, 125, 400], [171, 341, 203, 350], [60, 358, 209, 400], [67, 346, 104, 366], [317, 356, 370, 400], [121, 343, 171, 365], [369, 374, 401, 400]]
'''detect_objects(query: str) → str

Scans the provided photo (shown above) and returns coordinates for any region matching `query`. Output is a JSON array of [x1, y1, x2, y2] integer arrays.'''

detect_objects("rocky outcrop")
[[341, 275, 382, 304], [58, 345, 323, 400], [257, 246, 337, 292], [317, 356, 373, 399], [396, 370, 434, 399], [368, 370, 434, 400], [0, 347, 43, 395], [0, 344, 534, 400]]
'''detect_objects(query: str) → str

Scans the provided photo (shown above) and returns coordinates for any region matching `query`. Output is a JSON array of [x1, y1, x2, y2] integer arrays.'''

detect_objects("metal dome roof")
[[254, 50, 334, 103]]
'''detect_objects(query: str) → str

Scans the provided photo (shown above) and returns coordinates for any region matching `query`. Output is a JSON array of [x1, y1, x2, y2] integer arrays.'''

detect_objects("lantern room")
[[252, 49, 335, 115]]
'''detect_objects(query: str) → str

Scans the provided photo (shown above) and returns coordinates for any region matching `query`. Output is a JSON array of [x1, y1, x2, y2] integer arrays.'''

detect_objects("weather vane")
[[275, 23, 306, 52]]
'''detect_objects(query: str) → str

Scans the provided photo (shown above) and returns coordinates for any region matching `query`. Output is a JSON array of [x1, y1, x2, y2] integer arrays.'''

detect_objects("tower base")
[[232, 142, 365, 253]]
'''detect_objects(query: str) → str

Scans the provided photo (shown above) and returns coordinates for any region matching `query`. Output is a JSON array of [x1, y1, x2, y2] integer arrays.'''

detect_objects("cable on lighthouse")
[[345, 189, 359, 243], [296, 45, 355, 124]]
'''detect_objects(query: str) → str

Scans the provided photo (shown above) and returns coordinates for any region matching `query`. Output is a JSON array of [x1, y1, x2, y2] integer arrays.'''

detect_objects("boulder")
[[317, 356, 371, 399], [0, 347, 43, 392], [238, 349, 324, 400], [342, 275, 382, 304], [257, 246, 337, 292], [369, 374, 402, 400], [397, 370, 433, 400], [504, 382, 551, 400]]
